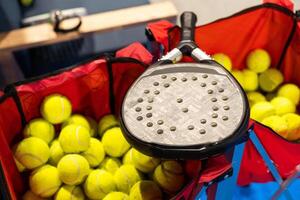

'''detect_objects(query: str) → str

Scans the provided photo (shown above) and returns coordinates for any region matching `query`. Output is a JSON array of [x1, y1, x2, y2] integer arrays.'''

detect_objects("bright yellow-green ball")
[[40, 94, 72, 124], [102, 127, 130, 157], [15, 137, 50, 169], [259, 69, 283, 92], [270, 97, 296, 116], [250, 101, 276, 122], [246, 48, 271, 73], [57, 154, 90, 185], [242, 69, 258, 91], [247, 91, 266, 107], [98, 114, 119, 136], [54, 185, 84, 200], [132, 149, 160, 173], [49, 140, 64, 166], [153, 160, 185, 194], [103, 192, 129, 200], [81, 138, 105, 167], [114, 165, 142, 193], [58, 124, 90, 153], [23, 190, 49, 200], [282, 113, 300, 141], [231, 70, 245, 88], [86, 116, 98, 137], [23, 118, 55, 144], [277, 84, 300, 105], [62, 114, 90, 131], [20, 0, 33, 6], [262, 116, 288, 137], [123, 148, 134, 165], [29, 165, 62, 197], [212, 53, 232, 71], [129, 180, 162, 200], [84, 169, 116, 199], [99, 157, 121, 174]]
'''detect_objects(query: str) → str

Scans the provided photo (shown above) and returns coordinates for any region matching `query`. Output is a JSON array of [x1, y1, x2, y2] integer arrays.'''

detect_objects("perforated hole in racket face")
[[121, 63, 248, 147]]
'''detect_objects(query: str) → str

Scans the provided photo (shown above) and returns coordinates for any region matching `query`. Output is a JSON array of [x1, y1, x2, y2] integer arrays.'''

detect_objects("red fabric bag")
[[146, 0, 300, 189], [0, 43, 151, 199], [1, 1, 300, 199]]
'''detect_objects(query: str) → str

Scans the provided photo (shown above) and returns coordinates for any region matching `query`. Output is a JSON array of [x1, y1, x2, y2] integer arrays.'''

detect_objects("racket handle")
[[180, 12, 197, 42]]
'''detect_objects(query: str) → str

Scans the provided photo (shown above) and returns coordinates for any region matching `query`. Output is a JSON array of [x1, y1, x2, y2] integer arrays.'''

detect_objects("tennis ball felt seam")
[[70, 158, 81, 184], [17, 153, 45, 164], [83, 153, 99, 165], [161, 162, 183, 176], [75, 126, 83, 146], [121, 169, 132, 191], [39, 184, 61, 197], [96, 171, 108, 195]]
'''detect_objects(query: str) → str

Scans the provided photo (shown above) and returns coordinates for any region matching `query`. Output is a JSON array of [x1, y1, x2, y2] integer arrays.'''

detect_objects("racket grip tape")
[[180, 12, 197, 42]]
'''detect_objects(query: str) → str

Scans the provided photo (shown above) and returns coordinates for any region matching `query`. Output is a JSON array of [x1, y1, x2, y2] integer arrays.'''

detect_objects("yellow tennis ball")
[[62, 114, 90, 131], [277, 84, 300, 105], [84, 169, 116, 199], [246, 48, 271, 73], [122, 148, 134, 165], [102, 127, 130, 157], [129, 180, 162, 200], [99, 157, 121, 174], [86, 116, 98, 137], [250, 101, 276, 122], [40, 94, 72, 124], [20, 0, 33, 6], [132, 148, 160, 173], [271, 97, 296, 116], [29, 165, 62, 197], [212, 53, 232, 71], [114, 165, 142, 193], [259, 68, 284, 92], [247, 91, 266, 107], [98, 114, 119, 136], [23, 118, 55, 144], [242, 69, 258, 91], [153, 161, 185, 194], [49, 140, 64, 166], [54, 185, 84, 200], [282, 113, 300, 141], [58, 124, 90, 153], [262, 115, 288, 137], [15, 137, 50, 169], [57, 154, 90, 185], [231, 70, 245, 88], [103, 192, 129, 200], [23, 190, 49, 200], [81, 138, 105, 167]]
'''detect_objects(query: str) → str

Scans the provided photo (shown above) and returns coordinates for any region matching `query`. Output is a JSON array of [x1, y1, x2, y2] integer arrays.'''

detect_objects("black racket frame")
[[120, 12, 250, 159]]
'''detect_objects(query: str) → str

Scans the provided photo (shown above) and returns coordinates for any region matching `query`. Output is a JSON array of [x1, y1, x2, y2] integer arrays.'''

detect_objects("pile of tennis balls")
[[13, 94, 187, 200], [213, 49, 300, 141]]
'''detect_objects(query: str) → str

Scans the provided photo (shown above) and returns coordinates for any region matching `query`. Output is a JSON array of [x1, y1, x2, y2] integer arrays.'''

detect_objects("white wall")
[[151, 0, 300, 25]]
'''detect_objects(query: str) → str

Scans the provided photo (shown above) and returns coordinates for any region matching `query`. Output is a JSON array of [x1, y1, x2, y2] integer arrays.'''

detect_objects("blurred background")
[[0, 0, 299, 88]]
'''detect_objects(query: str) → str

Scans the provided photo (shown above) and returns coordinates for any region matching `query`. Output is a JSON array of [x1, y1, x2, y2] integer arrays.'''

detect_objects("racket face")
[[121, 63, 248, 147]]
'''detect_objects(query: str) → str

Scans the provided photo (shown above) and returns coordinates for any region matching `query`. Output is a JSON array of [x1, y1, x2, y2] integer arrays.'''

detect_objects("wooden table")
[[0, 1, 177, 86]]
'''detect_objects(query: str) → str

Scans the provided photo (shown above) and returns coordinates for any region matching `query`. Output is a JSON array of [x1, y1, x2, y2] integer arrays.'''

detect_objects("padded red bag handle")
[[263, 0, 294, 10]]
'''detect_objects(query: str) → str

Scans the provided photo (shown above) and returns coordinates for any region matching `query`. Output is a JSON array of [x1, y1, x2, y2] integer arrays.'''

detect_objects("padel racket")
[[120, 12, 249, 159]]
